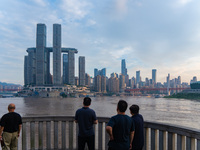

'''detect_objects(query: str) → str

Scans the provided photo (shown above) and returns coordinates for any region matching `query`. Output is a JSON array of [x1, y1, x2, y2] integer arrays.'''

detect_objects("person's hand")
[[130, 143, 132, 149], [0, 135, 2, 140], [110, 135, 114, 141]]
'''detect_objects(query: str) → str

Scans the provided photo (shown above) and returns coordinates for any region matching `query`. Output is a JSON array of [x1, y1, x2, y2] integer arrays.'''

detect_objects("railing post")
[[172, 133, 177, 150], [163, 131, 168, 150], [191, 138, 197, 150], [182, 135, 186, 150], [146, 128, 151, 150], [155, 129, 159, 150]]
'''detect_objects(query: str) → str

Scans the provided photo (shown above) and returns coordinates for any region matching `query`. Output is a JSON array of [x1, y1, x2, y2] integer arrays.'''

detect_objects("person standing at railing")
[[129, 105, 144, 150], [75, 97, 98, 150], [0, 103, 22, 150], [106, 100, 135, 150]]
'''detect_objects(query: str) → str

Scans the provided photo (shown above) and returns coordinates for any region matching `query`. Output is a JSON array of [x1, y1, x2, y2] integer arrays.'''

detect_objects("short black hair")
[[129, 105, 139, 114], [83, 97, 91, 106], [117, 100, 128, 112]]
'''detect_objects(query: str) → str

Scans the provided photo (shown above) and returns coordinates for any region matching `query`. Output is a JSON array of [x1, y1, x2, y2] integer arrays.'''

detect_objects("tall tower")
[[79, 56, 85, 86], [53, 24, 61, 85], [24, 56, 28, 86], [68, 51, 75, 85], [36, 24, 46, 85], [136, 70, 140, 84], [63, 54, 68, 84], [121, 59, 126, 75], [152, 69, 157, 84]]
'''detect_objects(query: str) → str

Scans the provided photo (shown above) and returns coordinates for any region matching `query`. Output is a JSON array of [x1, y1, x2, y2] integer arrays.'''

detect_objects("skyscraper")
[[121, 59, 126, 75], [24, 56, 28, 86], [136, 71, 140, 84], [101, 68, 106, 77], [152, 69, 157, 84], [63, 54, 68, 84], [79, 56, 85, 86], [68, 51, 75, 85], [53, 24, 61, 85], [36, 24, 46, 85]]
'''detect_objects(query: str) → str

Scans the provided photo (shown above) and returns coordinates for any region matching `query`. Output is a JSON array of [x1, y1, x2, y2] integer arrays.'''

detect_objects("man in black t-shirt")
[[75, 97, 98, 150], [129, 105, 144, 150], [106, 100, 135, 150], [0, 103, 22, 150]]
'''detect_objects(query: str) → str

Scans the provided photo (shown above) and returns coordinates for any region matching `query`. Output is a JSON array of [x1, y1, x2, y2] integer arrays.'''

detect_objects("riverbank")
[[164, 93, 200, 100]]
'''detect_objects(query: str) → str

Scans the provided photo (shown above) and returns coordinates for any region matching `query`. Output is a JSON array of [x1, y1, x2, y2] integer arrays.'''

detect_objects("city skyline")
[[1, 0, 200, 85]]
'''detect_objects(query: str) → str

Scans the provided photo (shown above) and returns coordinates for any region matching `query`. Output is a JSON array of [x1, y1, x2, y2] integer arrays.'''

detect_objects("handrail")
[[18, 116, 200, 150]]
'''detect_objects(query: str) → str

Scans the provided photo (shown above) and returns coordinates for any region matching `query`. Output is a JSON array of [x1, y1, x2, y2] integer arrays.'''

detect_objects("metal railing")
[[19, 116, 200, 150]]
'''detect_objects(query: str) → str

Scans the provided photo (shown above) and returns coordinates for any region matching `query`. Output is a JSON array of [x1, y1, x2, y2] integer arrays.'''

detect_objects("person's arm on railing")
[[129, 131, 134, 149], [93, 120, 98, 124], [18, 124, 22, 137], [106, 126, 114, 140], [0, 126, 4, 139]]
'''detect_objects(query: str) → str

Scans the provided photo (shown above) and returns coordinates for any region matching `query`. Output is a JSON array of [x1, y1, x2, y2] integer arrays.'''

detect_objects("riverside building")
[[24, 23, 78, 87]]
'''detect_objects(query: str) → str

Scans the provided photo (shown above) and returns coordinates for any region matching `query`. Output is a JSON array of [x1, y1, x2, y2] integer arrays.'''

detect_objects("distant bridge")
[[125, 87, 190, 92]]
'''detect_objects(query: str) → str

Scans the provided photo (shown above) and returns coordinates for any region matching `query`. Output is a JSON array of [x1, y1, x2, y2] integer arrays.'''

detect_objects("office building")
[[119, 74, 125, 92], [36, 24, 47, 85], [152, 69, 157, 84], [136, 71, 140, 84], [95, 75, 101, 92], [24, 56, 28, 86], [101, 76, 107, 93], [121, 59, 126, 75], [24, 24, 78, 86], [79, 56, 85, 86], [53, 24, 61, 85], [85, 73, 91, 87], [63, 54, 68, 84], [108, 77, 119, 93]]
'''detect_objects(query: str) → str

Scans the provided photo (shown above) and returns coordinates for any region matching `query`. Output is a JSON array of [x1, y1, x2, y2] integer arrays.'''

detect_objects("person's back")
[[108, 114, 134, 149], [130, 105, 144, 150], [106, 100, 135, 150], [76, 107, 96, 136], [75, 97, 97, 150], [1, 112, 22, 133]]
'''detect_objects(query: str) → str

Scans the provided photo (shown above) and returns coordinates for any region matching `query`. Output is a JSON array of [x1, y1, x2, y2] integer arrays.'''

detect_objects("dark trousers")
[[78, 135, 95, 150]]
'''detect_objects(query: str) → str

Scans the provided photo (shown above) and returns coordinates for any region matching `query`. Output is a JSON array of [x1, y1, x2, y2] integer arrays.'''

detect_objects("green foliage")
[[164, 93, 200, 100]]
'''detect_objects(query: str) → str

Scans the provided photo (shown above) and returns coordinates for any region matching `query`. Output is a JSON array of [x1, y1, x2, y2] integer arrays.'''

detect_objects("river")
[[0, 96, 200, 130]]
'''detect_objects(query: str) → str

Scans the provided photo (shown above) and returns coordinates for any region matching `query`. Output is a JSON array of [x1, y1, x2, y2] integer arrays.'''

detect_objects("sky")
[[0, 0, 200, 85]]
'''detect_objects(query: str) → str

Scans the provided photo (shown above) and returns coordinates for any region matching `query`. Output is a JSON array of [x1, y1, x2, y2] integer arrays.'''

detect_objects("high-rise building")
[[136, 71, 140, 84], [167, 73, 170, 88], [63, 54, 68, 84], [121, 59, 126, 75], [85, 73, 91, 87], [68, 51, 75, 85], [95, 75, 101, 92], [79, 56, 85, 86], [152, 69, 157, 84], [101, 76, 107, 93], [101, 68, 106, 77], [119, 74, 125, 92], [24, 56, 28, 86], [36, 24, 47, 85], [108, 77, 119, 93], [53, 24, 61, 85]]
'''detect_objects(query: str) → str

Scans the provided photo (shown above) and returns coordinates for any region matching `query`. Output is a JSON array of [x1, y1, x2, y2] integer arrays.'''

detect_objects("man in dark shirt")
[[106, 100, 135, 150], [129, 105, 144, 150], [75, 97, 98, 150], [0, 103, 22, 150]]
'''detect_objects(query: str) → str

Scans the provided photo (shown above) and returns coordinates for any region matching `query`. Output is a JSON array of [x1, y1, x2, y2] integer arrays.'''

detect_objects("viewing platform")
[[18, 116, 200, 150]]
